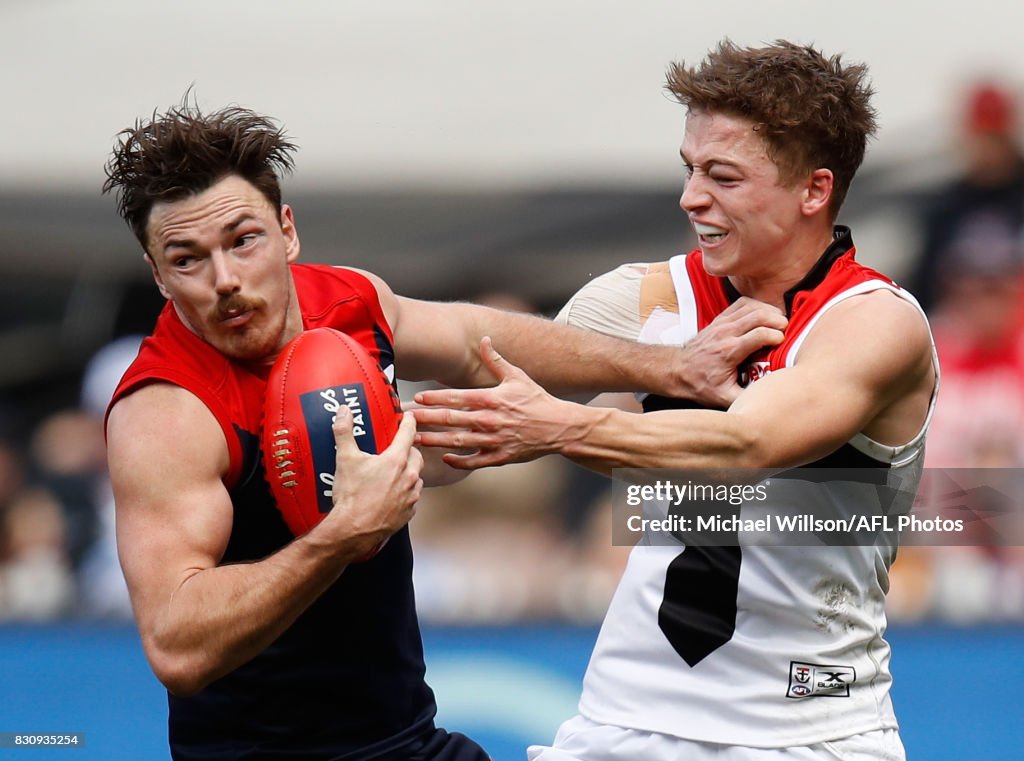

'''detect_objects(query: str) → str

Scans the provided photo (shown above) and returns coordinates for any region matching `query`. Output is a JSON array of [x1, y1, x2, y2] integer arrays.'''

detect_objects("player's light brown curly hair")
[[666, 39, 877, 218], [103, 96, 297, 251]]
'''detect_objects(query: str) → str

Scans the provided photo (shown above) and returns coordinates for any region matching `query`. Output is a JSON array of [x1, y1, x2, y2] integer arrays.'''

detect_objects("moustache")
[[215, 296, 263, 322]]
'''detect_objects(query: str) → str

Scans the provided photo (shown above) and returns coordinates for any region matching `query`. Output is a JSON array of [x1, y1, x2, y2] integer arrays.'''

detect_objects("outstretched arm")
[[352, 267, 786, 408], [413, 291, 935, 474]]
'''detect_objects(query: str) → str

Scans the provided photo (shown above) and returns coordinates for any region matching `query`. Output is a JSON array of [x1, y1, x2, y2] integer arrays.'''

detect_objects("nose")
[[680, 172, 710, 215], [211, 250, 241, 295]]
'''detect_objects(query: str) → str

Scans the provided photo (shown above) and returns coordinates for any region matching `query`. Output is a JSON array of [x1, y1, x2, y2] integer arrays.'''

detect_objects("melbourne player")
[[415, 40, 939, 761]]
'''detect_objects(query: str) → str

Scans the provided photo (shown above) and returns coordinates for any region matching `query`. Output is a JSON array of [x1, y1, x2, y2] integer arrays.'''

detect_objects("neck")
[[727, 226, 837, 310]]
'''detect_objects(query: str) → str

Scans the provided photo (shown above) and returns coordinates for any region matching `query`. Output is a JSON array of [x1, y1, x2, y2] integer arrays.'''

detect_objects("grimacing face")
[[145, 174, 302, 363], [679, 110, 815, 287]]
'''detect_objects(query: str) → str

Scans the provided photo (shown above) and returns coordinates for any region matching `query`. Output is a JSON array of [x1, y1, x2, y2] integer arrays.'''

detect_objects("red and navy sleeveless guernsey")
[[110, 265, 437, 760]]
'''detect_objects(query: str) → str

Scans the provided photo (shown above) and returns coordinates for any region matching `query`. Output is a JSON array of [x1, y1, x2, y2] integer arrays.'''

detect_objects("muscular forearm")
[[395, 276, 785, 408], [114, 388, 421, 698], [416, 364, 764, 473], [145, 532, 357, 696], [461, 305, 692, 396], [558, 404, 762, 474]]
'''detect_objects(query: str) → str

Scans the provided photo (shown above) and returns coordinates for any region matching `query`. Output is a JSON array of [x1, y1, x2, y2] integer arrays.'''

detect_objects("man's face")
[[145, 174, 302, 363], [679, 110, 808, 281]]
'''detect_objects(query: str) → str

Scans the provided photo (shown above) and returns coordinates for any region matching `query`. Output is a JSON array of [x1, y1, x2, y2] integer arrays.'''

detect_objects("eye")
[[171, 254, 195, 269], [710, 172, 740, 185], [234, 234, 257, 249]]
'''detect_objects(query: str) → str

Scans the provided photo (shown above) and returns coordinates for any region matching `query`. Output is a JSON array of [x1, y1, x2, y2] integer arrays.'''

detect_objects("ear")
[[145, 252, 172, 300], [801, 168, 834, 217], [281, 205, 301, 263]]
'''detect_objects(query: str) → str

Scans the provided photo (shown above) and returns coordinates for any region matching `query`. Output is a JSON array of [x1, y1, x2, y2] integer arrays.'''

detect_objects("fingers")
[[412, 405, 493, 431], [384, 413, 426, 485], [332, 406, 360, 460], [336, 410, 420, 477], [731, 326, 786, 359], [415, 429, 490, 451], [720, 297, 787, 331], [441, 450, 506, 470], [706, 298, 787, 362], [747, 325, 786, 348], [739, 306, 787, 333], [716, 299, 786, 333], [414, 387, 498, 409], [479, 336, 517, 381], [388, 411, 418, 453], [408, 445, 425, 480], [391, 415, 425, 483], [412, 404, 507, 451]]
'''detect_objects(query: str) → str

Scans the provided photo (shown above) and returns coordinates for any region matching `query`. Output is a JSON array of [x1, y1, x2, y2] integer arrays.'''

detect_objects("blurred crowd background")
[[3, 2, 1024, 631], [3, 77, 1024, 628]]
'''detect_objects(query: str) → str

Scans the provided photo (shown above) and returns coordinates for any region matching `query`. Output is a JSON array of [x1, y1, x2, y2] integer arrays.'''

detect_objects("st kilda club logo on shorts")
[[300, 383, 378, 514], [786, 661, 856, 698]]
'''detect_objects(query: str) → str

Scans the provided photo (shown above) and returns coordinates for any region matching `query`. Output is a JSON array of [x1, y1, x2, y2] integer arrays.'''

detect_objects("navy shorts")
[[405, 728, 490, 761], [399, 725, 487, 761]]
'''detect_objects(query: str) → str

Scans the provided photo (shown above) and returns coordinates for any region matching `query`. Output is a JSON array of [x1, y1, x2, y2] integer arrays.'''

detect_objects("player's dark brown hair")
[[103, 97, 297, 250], [666, 39, 877, 218]]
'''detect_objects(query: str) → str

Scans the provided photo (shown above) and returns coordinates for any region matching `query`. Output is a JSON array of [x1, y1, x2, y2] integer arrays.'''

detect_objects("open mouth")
[[693, 221, 728, 245]]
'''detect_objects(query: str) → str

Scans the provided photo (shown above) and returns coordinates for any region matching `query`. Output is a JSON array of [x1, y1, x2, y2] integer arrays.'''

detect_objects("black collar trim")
[[720, 226, 854, 316]]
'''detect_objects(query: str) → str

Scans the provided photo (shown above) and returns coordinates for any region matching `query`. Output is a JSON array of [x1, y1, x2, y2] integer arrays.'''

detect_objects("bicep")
[[107, 384, 234, 628], [729, 291, 933, 468], [726, 362, 874, 467], [391, 262, 661, 385], [390, 296, 484, 383], [332, 268, 478, 384]]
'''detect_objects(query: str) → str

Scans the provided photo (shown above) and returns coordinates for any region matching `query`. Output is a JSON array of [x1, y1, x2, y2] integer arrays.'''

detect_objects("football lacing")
[[272, 428, 298, 487]]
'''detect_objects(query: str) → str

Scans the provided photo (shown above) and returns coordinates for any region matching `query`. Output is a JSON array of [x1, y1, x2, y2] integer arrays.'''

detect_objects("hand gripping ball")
[[263, 328, 401, 537]]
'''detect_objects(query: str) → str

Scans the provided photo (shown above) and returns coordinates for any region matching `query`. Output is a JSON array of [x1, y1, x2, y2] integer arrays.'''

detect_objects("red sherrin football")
[[263, 327, 401, 537]]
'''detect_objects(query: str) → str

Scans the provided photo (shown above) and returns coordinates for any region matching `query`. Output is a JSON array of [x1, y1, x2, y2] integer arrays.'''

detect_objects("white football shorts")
[[526, 714, 905, 761]]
